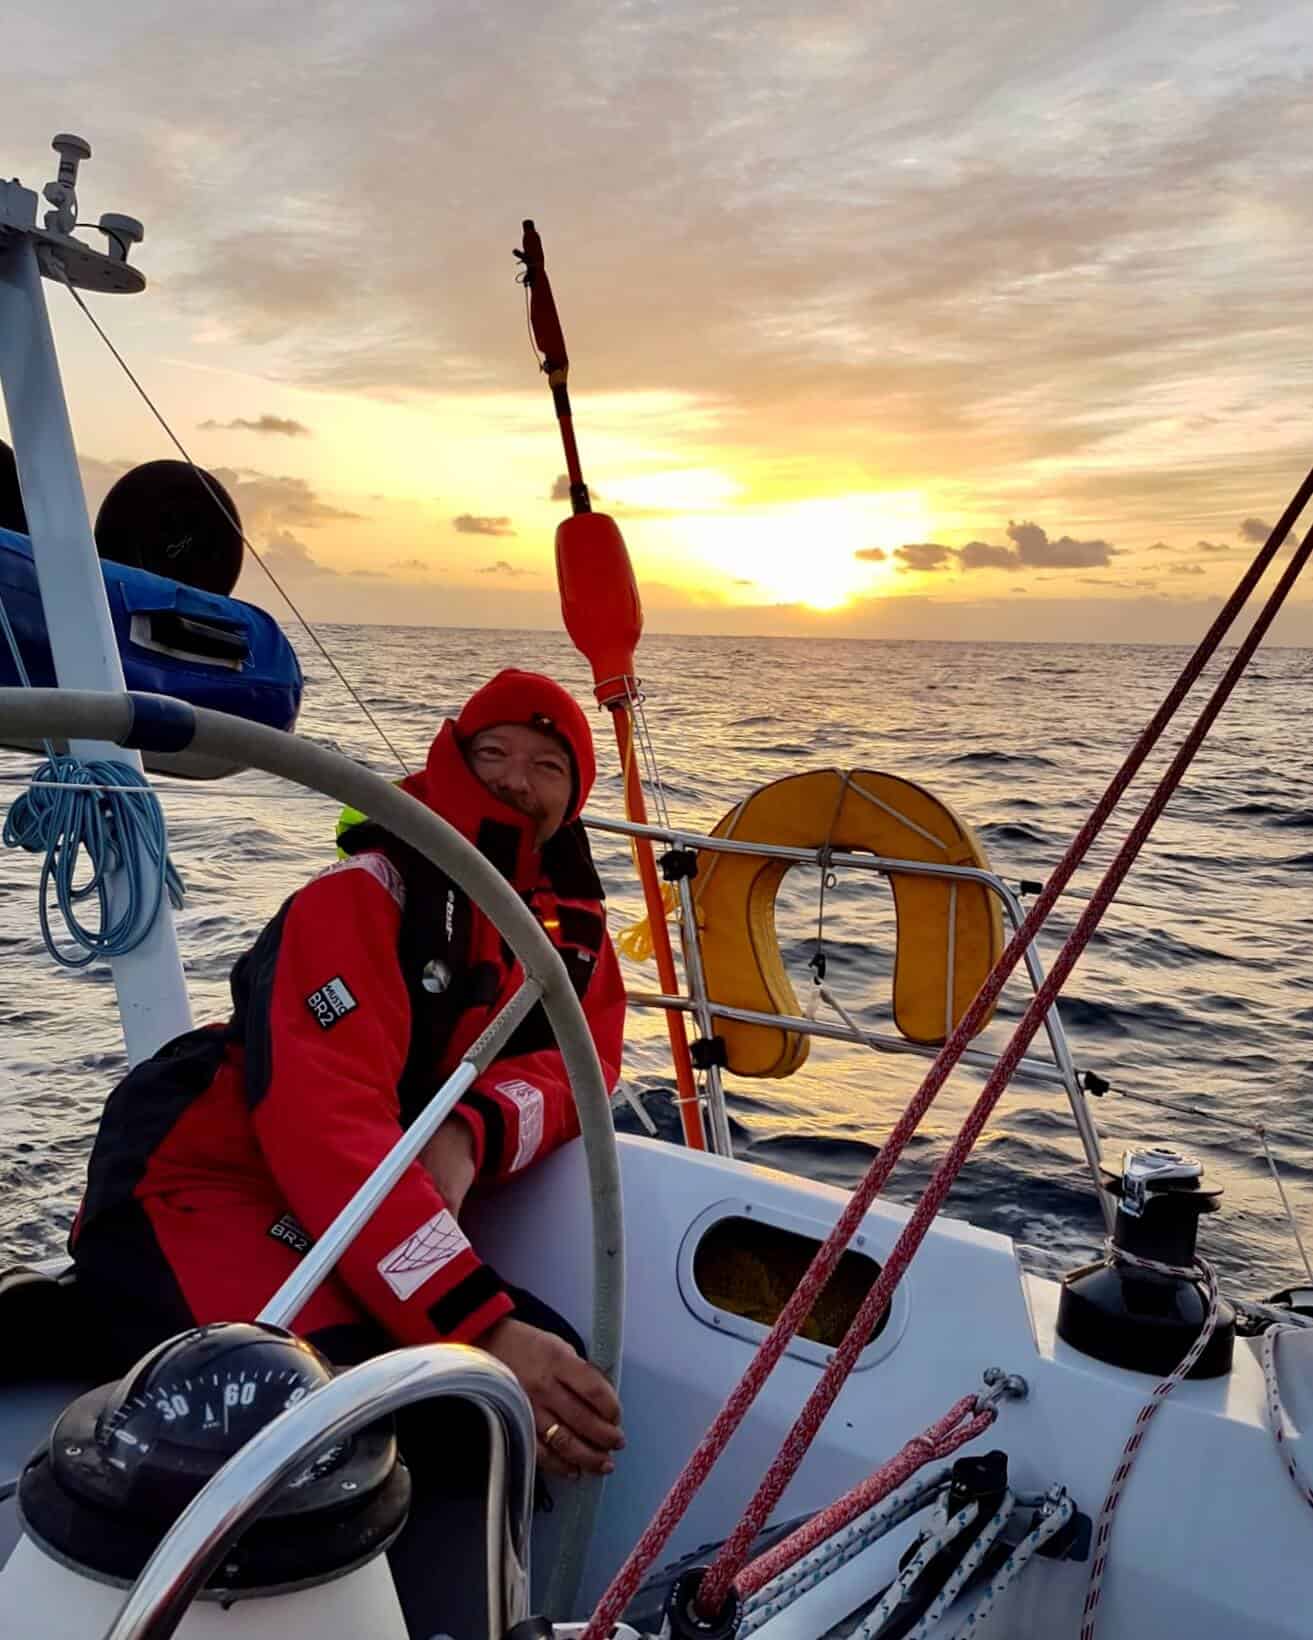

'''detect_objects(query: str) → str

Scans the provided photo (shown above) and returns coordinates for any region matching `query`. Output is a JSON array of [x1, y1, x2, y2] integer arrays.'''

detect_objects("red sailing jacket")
[[72, 673, 625, 1351]]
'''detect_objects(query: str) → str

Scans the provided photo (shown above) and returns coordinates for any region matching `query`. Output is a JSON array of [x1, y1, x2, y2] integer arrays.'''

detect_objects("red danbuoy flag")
[[556, 512, 643, 706]]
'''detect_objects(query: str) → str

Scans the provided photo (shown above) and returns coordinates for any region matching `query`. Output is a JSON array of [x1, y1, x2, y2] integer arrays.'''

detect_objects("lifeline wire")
[[56, 274, 412, 778], [581, 476, 1313, 1640]]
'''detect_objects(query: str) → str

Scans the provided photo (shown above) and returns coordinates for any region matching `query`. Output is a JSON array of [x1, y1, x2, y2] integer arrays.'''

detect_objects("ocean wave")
[[979, 820, 1053, 848], [1229, 803, 1313, 831], [947, 750, 1058, 769]]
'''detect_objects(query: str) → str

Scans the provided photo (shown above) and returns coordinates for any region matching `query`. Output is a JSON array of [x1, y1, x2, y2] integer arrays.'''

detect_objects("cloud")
[[893, 520, 1118, 576], [958, 539, 1018, 571], [854, 546, 886, 562], [388, 557, 432, 572], [454, 514, 515, 536], [198, 415, 311, 437], [896, 543, 952, 573], [477, 559, 531, 577], [1239, 517, 1272, 542], [1005, 520, 1115, 569], [257, 529, 325, 577], [551, 475, 573, 502], [1196, 540, 1232, 552], [1169, 563, 1206, 576], [1146, 541, 1174, 553], [217, 469, 362, 530]]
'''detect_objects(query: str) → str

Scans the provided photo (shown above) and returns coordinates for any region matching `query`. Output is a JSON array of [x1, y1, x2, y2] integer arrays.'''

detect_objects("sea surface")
[[2, 630, 1311, 1298]]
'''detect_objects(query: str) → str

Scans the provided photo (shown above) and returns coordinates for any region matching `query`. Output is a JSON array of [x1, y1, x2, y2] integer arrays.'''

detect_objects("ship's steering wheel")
[[0, 686, 624, 1622]]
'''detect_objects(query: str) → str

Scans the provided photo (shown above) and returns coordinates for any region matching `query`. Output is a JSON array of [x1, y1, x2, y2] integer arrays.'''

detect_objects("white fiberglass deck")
[[468, 1134, 1309, 1638]]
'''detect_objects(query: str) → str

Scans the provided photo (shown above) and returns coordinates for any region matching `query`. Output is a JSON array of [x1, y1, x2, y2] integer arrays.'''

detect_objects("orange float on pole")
[[516, 220, 707, 1150]]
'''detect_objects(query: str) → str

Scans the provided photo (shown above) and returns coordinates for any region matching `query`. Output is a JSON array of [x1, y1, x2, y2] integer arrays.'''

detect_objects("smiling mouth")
[[492, 787, 542, 819]]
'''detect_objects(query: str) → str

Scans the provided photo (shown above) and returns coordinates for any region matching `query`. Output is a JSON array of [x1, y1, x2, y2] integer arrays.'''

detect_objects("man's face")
[[467, 722, 573, 845]]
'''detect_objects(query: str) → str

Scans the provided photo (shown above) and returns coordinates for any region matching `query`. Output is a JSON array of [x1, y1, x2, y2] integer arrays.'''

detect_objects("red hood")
[[451, 669, 596, 821], [396, 673, 596, 888]]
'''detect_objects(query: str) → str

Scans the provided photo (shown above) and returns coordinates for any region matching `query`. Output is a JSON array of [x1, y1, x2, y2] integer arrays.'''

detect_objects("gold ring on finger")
[[543, 1421, 566, 1451]]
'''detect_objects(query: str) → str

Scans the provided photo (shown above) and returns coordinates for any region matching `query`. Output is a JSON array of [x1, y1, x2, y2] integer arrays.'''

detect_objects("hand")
[[478, 1316, 624, 1479], [420, 1115, 478, 1218]]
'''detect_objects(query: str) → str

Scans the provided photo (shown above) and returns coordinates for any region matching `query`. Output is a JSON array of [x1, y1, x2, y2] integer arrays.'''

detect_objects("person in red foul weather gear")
[[70, 670, 626, 1500]]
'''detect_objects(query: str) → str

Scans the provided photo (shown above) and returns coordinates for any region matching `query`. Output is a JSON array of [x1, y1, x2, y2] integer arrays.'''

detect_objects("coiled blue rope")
[[0, 590, 184, 968], [3, 756, 185, 968]]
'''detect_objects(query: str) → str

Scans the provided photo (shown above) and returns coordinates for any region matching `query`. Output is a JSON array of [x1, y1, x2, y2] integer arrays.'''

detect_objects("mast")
[[0, 135, 191, 1062]]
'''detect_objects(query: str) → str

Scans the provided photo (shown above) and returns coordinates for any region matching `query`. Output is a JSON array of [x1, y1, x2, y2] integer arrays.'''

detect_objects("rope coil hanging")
[[3, 754, 184, 967], [0, 589, 183, 967]]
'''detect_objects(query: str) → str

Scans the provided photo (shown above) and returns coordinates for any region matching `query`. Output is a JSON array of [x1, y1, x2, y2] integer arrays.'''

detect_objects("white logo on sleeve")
[[305, 976, 357, 1030], [496, 1078, 545, 1172], [377, 1209, 471, 1302]]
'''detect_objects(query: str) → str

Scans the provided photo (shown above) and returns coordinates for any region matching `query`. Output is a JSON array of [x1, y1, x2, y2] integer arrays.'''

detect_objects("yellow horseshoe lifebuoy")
[[696, 769, 1004, 1077]]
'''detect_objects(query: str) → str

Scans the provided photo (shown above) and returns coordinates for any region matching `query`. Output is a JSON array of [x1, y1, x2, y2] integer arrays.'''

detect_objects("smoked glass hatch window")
[[692, 1215, 890, 1348]]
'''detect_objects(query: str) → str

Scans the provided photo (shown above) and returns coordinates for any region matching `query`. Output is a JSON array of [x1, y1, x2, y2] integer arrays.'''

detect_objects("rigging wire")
[[625, 682, 673, 830], [54, 272, 412, 778]]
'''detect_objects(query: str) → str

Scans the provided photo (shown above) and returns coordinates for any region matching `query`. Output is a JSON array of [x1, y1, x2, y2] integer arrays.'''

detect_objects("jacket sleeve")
[[245, 856, 513, 1345], [455, 930, 626, 1181]]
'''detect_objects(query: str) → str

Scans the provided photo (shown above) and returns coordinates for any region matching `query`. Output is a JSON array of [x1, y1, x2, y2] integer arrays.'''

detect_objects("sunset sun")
[[671, 492, 928, 611]]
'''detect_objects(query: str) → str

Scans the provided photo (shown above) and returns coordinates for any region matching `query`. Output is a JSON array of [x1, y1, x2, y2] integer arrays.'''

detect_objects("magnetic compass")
[[19, 1321, 409, 1595], [95, 1322, 348, 1494]]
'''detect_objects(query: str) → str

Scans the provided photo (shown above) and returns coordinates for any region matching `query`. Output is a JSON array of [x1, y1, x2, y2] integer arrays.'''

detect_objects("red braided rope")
[[580, 488, 1313, 1640], [736, 1395, 994, 1600]]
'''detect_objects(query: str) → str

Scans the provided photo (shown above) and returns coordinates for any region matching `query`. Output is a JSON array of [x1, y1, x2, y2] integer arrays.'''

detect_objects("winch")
[[1056, 1146, 1236, 1378]]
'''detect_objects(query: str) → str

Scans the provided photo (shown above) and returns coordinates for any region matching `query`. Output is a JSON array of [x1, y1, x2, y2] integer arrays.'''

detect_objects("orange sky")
[[4, 1, 1312, 645]]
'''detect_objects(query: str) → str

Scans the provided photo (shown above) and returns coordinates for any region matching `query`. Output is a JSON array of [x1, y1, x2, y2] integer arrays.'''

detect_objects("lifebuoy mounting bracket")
[[690, 1035, 728, 1071], [660, 847, 699, 882]]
